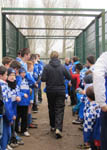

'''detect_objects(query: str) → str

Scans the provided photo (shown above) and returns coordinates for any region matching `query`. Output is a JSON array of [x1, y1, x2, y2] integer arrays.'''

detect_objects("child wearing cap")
[[7, 68, 21, 148], [15, 68, 30, 137], [0, 66, 14, 150]]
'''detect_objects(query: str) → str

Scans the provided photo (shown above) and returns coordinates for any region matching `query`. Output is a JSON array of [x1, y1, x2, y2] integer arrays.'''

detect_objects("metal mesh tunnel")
[[1, 8, 106, 61], [2, 15, 29, 58], [74, 12, 107, 64]]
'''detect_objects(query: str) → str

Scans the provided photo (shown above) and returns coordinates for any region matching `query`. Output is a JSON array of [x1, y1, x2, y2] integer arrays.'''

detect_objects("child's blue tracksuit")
[[26, 72, 37, 125], [72, 93, 83, 113], [17, 76, 30, 106], [78, 95, 87, 120], [72, 61, 80, 73], [64, 64, 71, 99], [26, 71, 37, 103], [33, 63, 40, 106], [80, 67, 88, 89], [8, 84, 21, 141], [33, 63, 39, 82], [0, 80, 13, 150], [15, 76, 30, 133], [83, 101, 101, 144], [8, 85, 21, 117], [16, 57, 22, 63]]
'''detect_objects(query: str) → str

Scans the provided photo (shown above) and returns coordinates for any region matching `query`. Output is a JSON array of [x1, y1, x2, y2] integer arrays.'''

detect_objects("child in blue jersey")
[[0, 66, 14, 150], [64, 58, 71, 100], [16, 50, 22, 63], [37, 54, 44, 103], [15, 68, 30, 137], [19, 48, 30, 72], [30, 54, 40, 112], [10, 60, 24, 145], [7, 68, 21, 147], [82, 86, 101, 150], [26, 61, 38, 128], [72, 56, 80, 73]]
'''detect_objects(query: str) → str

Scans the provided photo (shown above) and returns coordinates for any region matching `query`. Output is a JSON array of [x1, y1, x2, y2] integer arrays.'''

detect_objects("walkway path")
[[16, 91, 83, 150]]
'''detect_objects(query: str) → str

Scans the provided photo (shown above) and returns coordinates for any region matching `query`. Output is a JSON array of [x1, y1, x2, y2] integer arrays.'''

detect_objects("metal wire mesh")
[[5, 18, 29, 58]]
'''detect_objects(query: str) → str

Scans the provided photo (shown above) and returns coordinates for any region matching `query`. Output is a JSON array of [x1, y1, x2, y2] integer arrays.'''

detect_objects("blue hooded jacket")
[[17, 76, 30, 106], [0, 80, 13, 124]]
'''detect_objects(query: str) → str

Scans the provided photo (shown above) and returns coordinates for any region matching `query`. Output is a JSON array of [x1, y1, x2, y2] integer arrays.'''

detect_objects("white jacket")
[[93, 52, 107, 107]]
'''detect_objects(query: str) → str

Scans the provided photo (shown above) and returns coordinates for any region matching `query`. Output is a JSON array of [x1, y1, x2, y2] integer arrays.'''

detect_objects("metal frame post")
[[16, 29, 19, 53], [95, 17, 99, 59], [102, 10, 105, 52], [2, 14, 6, 57], [83, 31, 86, 64]]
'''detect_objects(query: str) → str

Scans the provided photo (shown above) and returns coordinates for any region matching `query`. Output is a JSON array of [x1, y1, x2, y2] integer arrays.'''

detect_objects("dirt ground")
[[16, 89, 83, 150]]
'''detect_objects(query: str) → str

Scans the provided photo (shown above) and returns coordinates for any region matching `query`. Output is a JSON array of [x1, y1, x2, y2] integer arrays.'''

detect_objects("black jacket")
[[41, 58, 71, 93]]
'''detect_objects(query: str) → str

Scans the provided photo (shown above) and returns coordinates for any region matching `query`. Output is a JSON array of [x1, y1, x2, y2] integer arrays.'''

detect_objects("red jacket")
[[70, 70, 80, 89]]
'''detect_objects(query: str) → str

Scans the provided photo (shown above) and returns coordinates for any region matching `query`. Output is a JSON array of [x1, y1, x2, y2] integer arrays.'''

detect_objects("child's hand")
[[77, 89, 85, 95], [30, 88, 32, 95], [35, 83, 38, 88], [68, 81, 72, 86], [24, 94, 28, 98], [10, 122, 13, 125], [13, 115, 16, 120], [16, 96, 21, 102], [101, 105, 107, 112], [69, 67, 72, 71]]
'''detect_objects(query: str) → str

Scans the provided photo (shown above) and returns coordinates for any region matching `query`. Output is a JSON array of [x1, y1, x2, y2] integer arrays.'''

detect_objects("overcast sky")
[[80, 0, 107, 10]]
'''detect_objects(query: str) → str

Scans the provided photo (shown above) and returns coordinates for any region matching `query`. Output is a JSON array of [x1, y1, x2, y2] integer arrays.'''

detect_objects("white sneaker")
[[24, 131, 30, 137], [7, 145, 13, 150]]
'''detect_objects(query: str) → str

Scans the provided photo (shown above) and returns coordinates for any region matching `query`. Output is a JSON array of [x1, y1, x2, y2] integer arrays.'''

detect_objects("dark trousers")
[[70, 78, 77, 106], [38, 88, 42, 102], [15, 106, 28, 133], [32, 87, 38, 110], [47, 92, 65, 131], [70, 88, 77, 105], [101, 111, 107, 150]]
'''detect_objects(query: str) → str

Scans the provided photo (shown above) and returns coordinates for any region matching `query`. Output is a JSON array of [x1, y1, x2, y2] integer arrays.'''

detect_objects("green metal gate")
[[74, 12, 107, 64], [2, 16, 29, 58]]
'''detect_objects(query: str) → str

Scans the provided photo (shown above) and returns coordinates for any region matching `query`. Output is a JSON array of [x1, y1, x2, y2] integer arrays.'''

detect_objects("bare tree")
[[42, 0, 58, 57], [60, 0, 83, 58]]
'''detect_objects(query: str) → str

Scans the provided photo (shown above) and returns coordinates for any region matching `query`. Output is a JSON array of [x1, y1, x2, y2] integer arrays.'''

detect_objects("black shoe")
[[32, 117, 37, 120], [72, 119, 83, 125], [32, 107, 38, 113], [55, 129, 62, 139], [50, 127, 55, 132], [29, 124, 38, 128]]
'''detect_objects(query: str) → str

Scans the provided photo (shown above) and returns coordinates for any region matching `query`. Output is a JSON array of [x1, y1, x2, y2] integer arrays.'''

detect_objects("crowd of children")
[[64, 55, 101, 150], [0, 49, 103, 150], [0, 48, 44, 150]]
